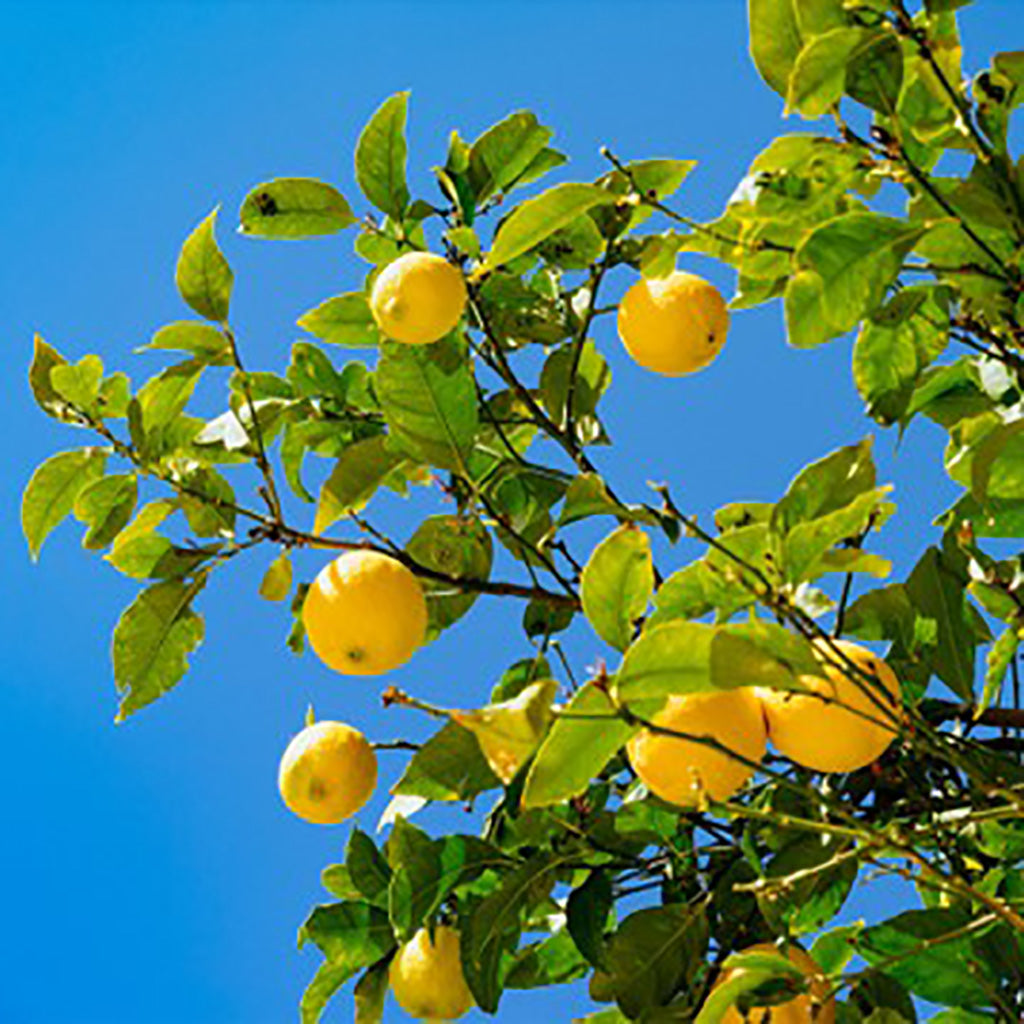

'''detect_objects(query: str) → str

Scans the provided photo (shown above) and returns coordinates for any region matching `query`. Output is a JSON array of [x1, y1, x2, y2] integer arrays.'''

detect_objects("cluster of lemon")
[[276, 252, 894, 1020]]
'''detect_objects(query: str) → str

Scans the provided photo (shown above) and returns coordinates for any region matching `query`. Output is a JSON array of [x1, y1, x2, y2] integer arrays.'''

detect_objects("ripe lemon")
[[303, 550, 427, 676], [713, 943, 835, 1024], [617, 270, 729, 376], [758, 639, 901, 773], [626, 688, 766, 807], [389, 924, 475, 1021], [278, 720, 377, 825], [370, 251, 468, 345]]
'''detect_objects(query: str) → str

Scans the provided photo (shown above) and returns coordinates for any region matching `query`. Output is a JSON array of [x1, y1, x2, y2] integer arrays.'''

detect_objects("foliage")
[[21, 1, 1024, 1020]]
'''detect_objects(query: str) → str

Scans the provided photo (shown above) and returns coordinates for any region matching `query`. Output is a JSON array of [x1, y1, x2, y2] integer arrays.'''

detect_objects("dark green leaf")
[[567, 871, 613, 969], [605, 904, 709, 1018], [387, 817, 441, 940], [353, 961, 390, 1024], [856, 909, 998, 1007], [760, 834, 857, 934], [347, 828, 392, 907], [461, 851, 571, 1012], [905, 546, 977, 701], [298, 902, 395, 1024]]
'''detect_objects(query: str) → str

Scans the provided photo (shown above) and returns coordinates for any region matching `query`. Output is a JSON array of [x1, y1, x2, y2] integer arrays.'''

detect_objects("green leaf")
[[391, 720, 501, 802], [856, 909, 998, 1007], [143, 322, 232, 365], [461, 851, 571, 1012], [693, 949, 806, 1024], [347, 828, 393, 907], [298, 293, 380, 347], [22, 448, 107, 559], [258, 552, 292, 602], [540, 341, 611, 444], [505, 927, 589, 989], [353, 960, 390, 1024], [313, 437, 406, 535], [468, 110, 553, 202], [773, 438, 876, 534], [239, 178, 356, 238], [853, 293, 949, 425], [483, 183, 617, 271], [787, 28, 895, 118], [355, 92, 410, 219], [760, 834, 857, 934], [711, 620, 821, 692], [566, 871, 613, 969], [175, 209, 233, 322], [522, 683, 637, 808], [136, 360, 203, 434], [51, 354, 104, 410], [846, 30, 904, 114], [787, 214, 927, 347], [298, 902, 395, 1023], [73, 473, 138, 550], [616, 620, 716, 703], [981, 624, 1019, 713], [320, 864, 363, 901], [377, 335, 478, 472], [387, 817, 441, 940], [406, 515, 493, 638], [581, 525, 654, 651], [782, 486, 894, 583], [811, 924, 862, 974], [112, 575, 207, 722], [748, 0, 845, 97], [29, 335, 72, 420], [605, 904, 708, 1018], [905, 546, 977, 701]]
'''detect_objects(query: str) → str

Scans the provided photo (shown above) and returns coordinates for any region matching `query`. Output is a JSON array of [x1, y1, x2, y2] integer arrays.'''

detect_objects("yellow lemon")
[[389, 924, 475, 1021], [303, 550, 427, 676], [617, 270, 729, 376], [626, 688, 766, 807], [278, 720, 377, 825], [713, 943, 835, 1024], [758, 639, 901, 773], [370, 251, 468, 345]]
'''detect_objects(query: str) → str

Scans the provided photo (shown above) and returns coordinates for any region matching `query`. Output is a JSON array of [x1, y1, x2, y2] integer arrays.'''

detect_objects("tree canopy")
[[21, 1, 1024, 1020]]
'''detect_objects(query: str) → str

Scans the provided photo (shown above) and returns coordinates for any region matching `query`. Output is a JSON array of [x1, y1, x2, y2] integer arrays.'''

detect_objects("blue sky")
[[1, 1, 1018, 1021]]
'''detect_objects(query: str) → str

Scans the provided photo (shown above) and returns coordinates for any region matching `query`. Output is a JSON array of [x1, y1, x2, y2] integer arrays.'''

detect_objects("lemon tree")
[[20, 1, 1024, 1020]]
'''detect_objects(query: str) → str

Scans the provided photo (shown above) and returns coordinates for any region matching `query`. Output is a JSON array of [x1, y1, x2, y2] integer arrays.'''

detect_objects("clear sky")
[[1, 2, 1019, 1022]]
